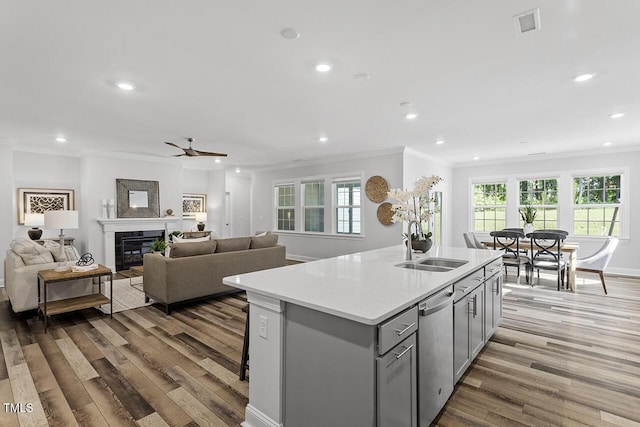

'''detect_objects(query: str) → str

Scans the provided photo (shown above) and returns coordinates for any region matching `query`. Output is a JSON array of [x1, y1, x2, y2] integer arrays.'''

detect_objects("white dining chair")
[[575, 237, 619, 295]]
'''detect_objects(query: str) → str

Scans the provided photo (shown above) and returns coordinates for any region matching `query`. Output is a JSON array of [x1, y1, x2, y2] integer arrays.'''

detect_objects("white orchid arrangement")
[[387, 175, 443, 240]]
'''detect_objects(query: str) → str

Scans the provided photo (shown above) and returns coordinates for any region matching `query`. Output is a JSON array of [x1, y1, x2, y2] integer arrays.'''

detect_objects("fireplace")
[[115, 230, 164, 271]]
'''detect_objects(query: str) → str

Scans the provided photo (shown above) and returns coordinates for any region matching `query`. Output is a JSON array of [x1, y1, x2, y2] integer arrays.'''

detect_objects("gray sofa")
[[143, 234, 285, 313]]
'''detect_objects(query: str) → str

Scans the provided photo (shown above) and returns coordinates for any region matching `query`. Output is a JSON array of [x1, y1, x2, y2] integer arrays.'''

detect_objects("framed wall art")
[[17, 188, 75, 225], [182, 193, 207, 219], [116, 179, 160, 218]]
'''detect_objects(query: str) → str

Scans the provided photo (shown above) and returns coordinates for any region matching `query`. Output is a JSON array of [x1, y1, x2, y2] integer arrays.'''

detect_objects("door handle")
[[394, 344, 414, 360], [394, 322, 416, 336]]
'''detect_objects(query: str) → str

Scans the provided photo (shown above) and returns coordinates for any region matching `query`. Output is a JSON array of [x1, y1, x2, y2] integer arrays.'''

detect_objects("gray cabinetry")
[[469, 284, 485, 359], [484, 271, 503, 340], [377, 334, 417, 427], [453, 285, 484, 382]]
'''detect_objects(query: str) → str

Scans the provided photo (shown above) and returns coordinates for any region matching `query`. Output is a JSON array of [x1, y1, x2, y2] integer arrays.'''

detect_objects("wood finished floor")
[[0, 271, 638, 426]]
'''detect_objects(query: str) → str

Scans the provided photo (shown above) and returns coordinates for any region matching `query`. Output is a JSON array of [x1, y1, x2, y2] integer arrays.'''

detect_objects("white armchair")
[[575, 237, 619, 295]]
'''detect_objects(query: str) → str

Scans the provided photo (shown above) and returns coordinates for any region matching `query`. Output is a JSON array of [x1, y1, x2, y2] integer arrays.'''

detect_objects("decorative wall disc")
[[377, 202, 394, 225], [365, 175, 389, 203]]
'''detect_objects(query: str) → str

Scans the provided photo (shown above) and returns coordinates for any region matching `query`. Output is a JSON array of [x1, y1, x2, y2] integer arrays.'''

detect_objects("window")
[[573, 175, 621, 236], [518, 178, 558, 229], [335, 179, 361, 234], [303, 181, 324, 232], [473, 183, 507, 231], [275, 184, 295, 231]]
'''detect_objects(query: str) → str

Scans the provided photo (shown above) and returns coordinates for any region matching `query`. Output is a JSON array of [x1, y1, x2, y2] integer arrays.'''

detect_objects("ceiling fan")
[[164, 137, 227, 157]]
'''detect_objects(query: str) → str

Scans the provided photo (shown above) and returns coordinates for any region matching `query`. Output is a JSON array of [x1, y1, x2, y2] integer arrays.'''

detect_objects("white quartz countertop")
[[223, 245, 501, 325]]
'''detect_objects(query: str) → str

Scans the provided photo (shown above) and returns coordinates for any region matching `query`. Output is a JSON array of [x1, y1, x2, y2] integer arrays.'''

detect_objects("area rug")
[[97, 278, 151, 314]]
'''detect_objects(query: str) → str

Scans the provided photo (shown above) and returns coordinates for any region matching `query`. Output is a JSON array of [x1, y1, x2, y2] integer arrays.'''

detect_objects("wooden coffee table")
[[37, 264, 113, 333]]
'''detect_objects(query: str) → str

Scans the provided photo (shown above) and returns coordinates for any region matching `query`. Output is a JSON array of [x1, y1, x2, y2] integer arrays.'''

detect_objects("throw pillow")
[[255, 231, 268, 237], [250, 233, 279, 249], [170, 240, 217, 258], [43, 240, 79, 262], [22, 252, 55, 265], [11, 238, 46, 256], [215, 237, 251, 253], [172, 235, 210, 243]]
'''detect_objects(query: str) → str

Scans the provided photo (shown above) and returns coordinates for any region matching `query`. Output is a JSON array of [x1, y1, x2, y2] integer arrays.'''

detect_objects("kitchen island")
[[224, 245, 502, 427]]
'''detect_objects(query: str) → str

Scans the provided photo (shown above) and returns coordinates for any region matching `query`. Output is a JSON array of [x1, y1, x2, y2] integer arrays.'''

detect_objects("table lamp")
[[195, 212, 207, 231], [44, 210, 79, 270], [24, 213, 45, 240]]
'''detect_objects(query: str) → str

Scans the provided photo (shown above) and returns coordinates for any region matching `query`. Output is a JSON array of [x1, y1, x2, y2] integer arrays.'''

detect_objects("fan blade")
[[194, 150, 228, 157], [165, 141, 183, 149], [173, 154, 187, 157]]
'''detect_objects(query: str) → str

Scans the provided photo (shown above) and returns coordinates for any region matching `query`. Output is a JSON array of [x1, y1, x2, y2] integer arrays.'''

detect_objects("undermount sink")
[[395, 257, 468, 272]]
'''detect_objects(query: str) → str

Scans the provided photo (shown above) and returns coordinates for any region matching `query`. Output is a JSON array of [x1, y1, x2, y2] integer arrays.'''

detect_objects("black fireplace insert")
[[115, 230, 164, 271]]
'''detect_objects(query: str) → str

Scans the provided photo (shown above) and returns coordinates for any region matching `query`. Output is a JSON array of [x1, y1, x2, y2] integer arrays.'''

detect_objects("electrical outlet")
[[259, 315, 268, 339]]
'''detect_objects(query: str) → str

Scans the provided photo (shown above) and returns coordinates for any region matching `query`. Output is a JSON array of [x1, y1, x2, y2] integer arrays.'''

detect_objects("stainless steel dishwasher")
[[418, 285, 455, 425]]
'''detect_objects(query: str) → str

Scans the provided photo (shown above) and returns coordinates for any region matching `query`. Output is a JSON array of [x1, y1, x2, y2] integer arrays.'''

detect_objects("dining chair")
[[489, 230, 530, 284], [528, 231, 568, 291], [575, 237, 619, 294], [537, 229, 569, 236], [463, 232, 487, 249]]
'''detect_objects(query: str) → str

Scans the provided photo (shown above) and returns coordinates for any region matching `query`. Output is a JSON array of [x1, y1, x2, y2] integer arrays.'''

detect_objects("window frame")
[[572, 173, 623, 237], [471, 181, 508, 232], [518, 177, 559, 230], [302, 180, 325, 233], [273, 171, 365, 238], [274, 183, 296, 231], [334, 178, 362, 235]]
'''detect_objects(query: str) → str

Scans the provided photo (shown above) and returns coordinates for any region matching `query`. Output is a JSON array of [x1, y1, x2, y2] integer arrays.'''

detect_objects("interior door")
[[223, 192, 231, 237]]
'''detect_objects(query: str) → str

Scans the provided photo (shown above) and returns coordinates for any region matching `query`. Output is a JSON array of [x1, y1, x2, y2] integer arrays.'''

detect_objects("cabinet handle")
[[394, 322, 416, 336], [496, 280, 500, 295], [394, 344, 414, 360], [472, 295, 477, 317]]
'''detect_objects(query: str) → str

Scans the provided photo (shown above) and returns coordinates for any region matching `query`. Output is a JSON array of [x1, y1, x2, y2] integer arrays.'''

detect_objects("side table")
[[37, 264, 113, 333]]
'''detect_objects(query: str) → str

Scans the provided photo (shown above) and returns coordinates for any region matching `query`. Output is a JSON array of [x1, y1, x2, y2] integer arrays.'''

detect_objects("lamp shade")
[[44, 210, 79, 230], [195, 212, 207, 222], [24, 213, 45, 227]]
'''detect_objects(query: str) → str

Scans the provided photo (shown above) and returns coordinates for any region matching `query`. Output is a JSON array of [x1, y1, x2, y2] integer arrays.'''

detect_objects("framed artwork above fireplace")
[[116, 179, 160, 218]]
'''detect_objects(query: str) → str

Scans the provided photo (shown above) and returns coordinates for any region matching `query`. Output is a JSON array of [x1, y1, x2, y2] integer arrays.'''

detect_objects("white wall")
[[402, 149, 453, 246], [0, 144, 15, 286], [207, 169, 226, 239], [81, 154, 184, 263], [251, 151, 404, 260], [226, 173, 251, 237], [451, 150, 640, 275]]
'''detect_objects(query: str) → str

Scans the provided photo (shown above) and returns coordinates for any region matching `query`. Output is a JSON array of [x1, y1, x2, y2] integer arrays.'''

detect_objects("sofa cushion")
[[250, 233, 279, 249], [42, 240, 79, 261], [22, 252, 55, 265], [170, 240, 217, 258], [215, 237, 251, 253], [11, 238, 47, 256]]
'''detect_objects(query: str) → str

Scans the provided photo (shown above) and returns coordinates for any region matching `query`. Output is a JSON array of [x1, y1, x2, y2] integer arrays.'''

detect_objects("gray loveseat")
[[143, 233, 285, 313]]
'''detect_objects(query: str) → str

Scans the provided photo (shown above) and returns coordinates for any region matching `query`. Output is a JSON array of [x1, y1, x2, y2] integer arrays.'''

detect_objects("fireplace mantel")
[[97, 217, 180, 271]]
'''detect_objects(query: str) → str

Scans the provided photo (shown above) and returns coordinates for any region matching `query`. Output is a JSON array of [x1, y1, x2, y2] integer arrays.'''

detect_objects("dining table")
[[482, 239, 580, 292]]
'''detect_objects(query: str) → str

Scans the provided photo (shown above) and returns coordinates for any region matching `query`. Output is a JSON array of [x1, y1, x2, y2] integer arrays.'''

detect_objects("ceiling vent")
[[514, 8, 541, 35]]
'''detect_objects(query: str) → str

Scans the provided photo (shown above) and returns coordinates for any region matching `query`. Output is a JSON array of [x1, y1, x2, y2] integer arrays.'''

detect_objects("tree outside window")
[[573, 175, 621, 236], [518, 178, 558, 229], [303, 181, 324, 232], [336, 180, 361, 234], [473, 183, 507, 231]]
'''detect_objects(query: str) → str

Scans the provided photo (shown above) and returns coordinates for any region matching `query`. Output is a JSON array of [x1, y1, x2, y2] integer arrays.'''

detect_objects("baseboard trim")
[[604, 267, 640, 278], [242, 404, 284, 427]]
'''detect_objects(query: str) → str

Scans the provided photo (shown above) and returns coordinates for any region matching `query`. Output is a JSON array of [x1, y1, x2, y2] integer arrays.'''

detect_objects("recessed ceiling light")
[[280, 28, 300, 40], [354, 73, 370, 80], [573, 73, 595, 82], [214, 158, 221, 163], [609, 113, 625, 119], [117, 81, 135, 91], [235, 168, 241, 173], [435, 140, 445, 145], [319, 136, 328, 143], [316, 63, 332, 73], [405, 113, 418, 120], [473, 156, 480, 161], [55, 137, 67, 143], [603, 141, 613, 146]]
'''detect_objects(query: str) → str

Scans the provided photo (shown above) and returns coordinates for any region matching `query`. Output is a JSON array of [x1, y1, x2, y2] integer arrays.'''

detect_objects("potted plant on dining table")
[[520, 205, 537, 236]]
